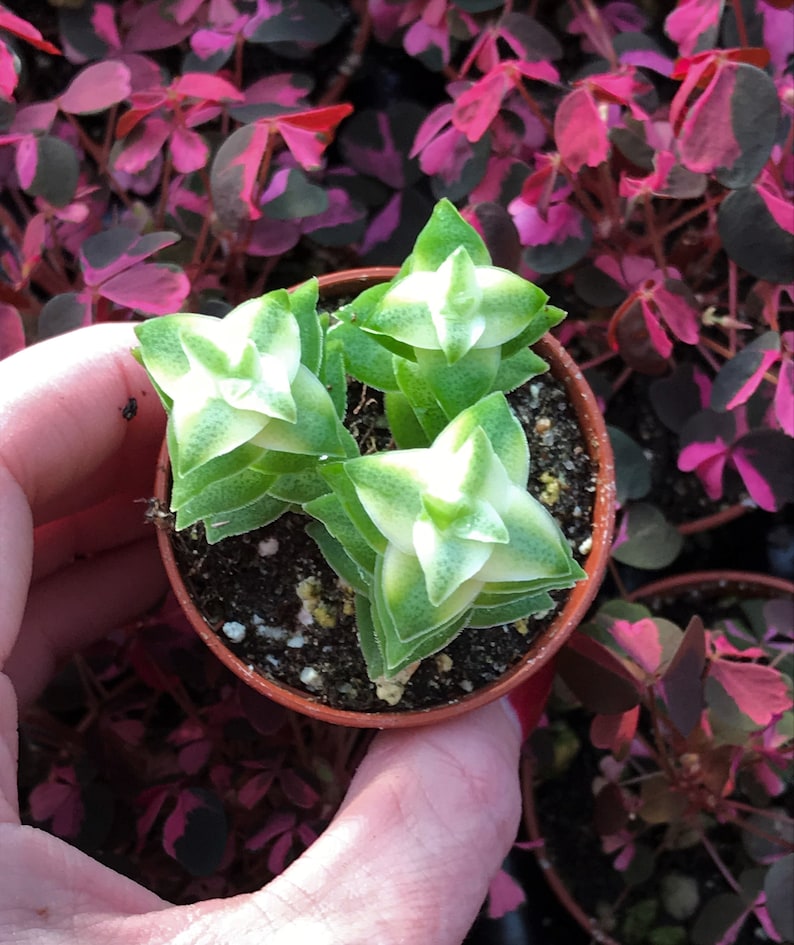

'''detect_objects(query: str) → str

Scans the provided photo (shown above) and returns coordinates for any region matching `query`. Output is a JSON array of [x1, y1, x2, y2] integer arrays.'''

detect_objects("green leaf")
[[175, 465, 277, 530], [406, 197, 492, 271], [479, 487, 585, 584], [384, 391, 430, 449], [416, 346, 500, 417], [352, 594, 384, 679], [393, 357, 449, 440], [201, 493, 289, 544], [490, 346, 548, 394], [327, 320, 398, 391], [304, 493, 377, 576], [304, 521, 371, 595], [288, 277, 322, 374], [318, 463, 388, 554], [250, 365, 352, 457], [434, 392, 529, 487], [468, 591, 555, 627], [267, 466, 329, 504]]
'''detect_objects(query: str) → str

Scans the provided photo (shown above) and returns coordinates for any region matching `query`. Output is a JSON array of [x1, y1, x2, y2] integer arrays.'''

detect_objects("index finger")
[[0, 322, 165, 525], [0, 323, 165, 669]]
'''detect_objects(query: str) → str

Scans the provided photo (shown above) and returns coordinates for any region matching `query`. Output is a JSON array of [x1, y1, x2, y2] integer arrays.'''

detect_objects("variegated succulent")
[[133, 199, 586, 683]]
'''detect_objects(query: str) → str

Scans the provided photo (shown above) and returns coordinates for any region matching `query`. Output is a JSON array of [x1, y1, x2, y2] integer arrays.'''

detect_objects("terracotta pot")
[[154, 267, 616, 728], [521, 570, 794, 944]]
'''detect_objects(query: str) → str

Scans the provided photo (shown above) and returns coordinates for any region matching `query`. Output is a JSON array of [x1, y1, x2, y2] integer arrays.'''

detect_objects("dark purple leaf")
[[210, 123, 270, 231], [340, 103, 424, 189], [660, 616, 706, 736], [38, 292, 92, 339], [500, 13, 562, 62], [732, 429, 794, 511], [163, 787, 227, 877], [262, 168, 328, 220], [716, 64, 780, 189], [279, 769, 320, 809], [267, 829, 295, 875], [557, 633, 642, 714], [247, 0, 343, 45], [0, 303, 25, 358], [608, 426, 652, 503], [719, 187, 794, 284], [650, 363, 709, 434], [710, 332, 780, 411], [611, 503, 683, 569], [765, 855, 794, 940], [80, 227, 181, 286], [594, 782, 629, 837], [246, 811, 296, 853], [24, 135, 78, 208]]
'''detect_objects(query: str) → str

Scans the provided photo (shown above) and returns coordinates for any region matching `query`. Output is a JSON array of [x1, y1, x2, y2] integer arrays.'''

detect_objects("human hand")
[[0, 324, 531, 945]]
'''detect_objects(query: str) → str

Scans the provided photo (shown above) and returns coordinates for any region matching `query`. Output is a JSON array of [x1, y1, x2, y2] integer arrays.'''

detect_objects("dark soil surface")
[[168, 369, 597, 714]]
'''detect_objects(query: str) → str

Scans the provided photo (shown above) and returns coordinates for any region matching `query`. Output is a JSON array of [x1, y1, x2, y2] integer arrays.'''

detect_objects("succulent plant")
[[133, 200, 586, 681]]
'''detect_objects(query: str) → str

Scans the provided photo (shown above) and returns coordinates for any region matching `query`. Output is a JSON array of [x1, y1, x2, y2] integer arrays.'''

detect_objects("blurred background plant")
[[2, 1, 792, 941]]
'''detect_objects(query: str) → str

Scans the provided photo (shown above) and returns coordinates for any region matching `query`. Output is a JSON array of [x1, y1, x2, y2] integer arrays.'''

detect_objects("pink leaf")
[[678, 438, 728, 499], [274, 104, 353, 171], [162, 790, 203, 858], [725, 348, 781, 410], [80, 228, 181, 285], [170, 125, 208, 173], [279, 769, 320, 809], [100, 263, 190, 314], [0, 8, 61, 54], [676, 61, 742, 173], [731, 443, 778, 511], [171, 72, 244, 103], [92, 3, 122, 51], [238, 770, 276, 810], [653, 280, 700, 344], [0, 303, 25, 358], [639, 296, 673, 358], [554, 87, 609, 173], [709, 660, 792, 727], [610, 617, 663, 674], [15, 135, 37, 189], [113, 116, 171, 174], [775, 358, 794, 436], [246, 811, 295, 853], [665, 0, 723, 58], [453, 71, 512, 143], [590, 706, 640, 754], [58, 61, 131, 114], [756, 175, 794, 235], [410, 103, 453, 158], [487, 868, 526, 919], [0, 41, 18, 97]]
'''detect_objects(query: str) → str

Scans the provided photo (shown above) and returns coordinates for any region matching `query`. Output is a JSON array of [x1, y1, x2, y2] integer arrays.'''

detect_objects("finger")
[[0, 702, 522, 944], [159, 702, 522, 945], [0, 322, 165, 526], [31, 491, 156, 583], [4, 536, 167, 707]]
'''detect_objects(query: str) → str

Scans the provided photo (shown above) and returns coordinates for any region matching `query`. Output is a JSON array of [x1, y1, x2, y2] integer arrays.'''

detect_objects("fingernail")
[[503, 658, 556, 741]]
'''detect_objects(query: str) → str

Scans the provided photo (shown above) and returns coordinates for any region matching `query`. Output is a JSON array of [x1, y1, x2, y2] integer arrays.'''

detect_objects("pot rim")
[[154, 267, 616, 728]]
